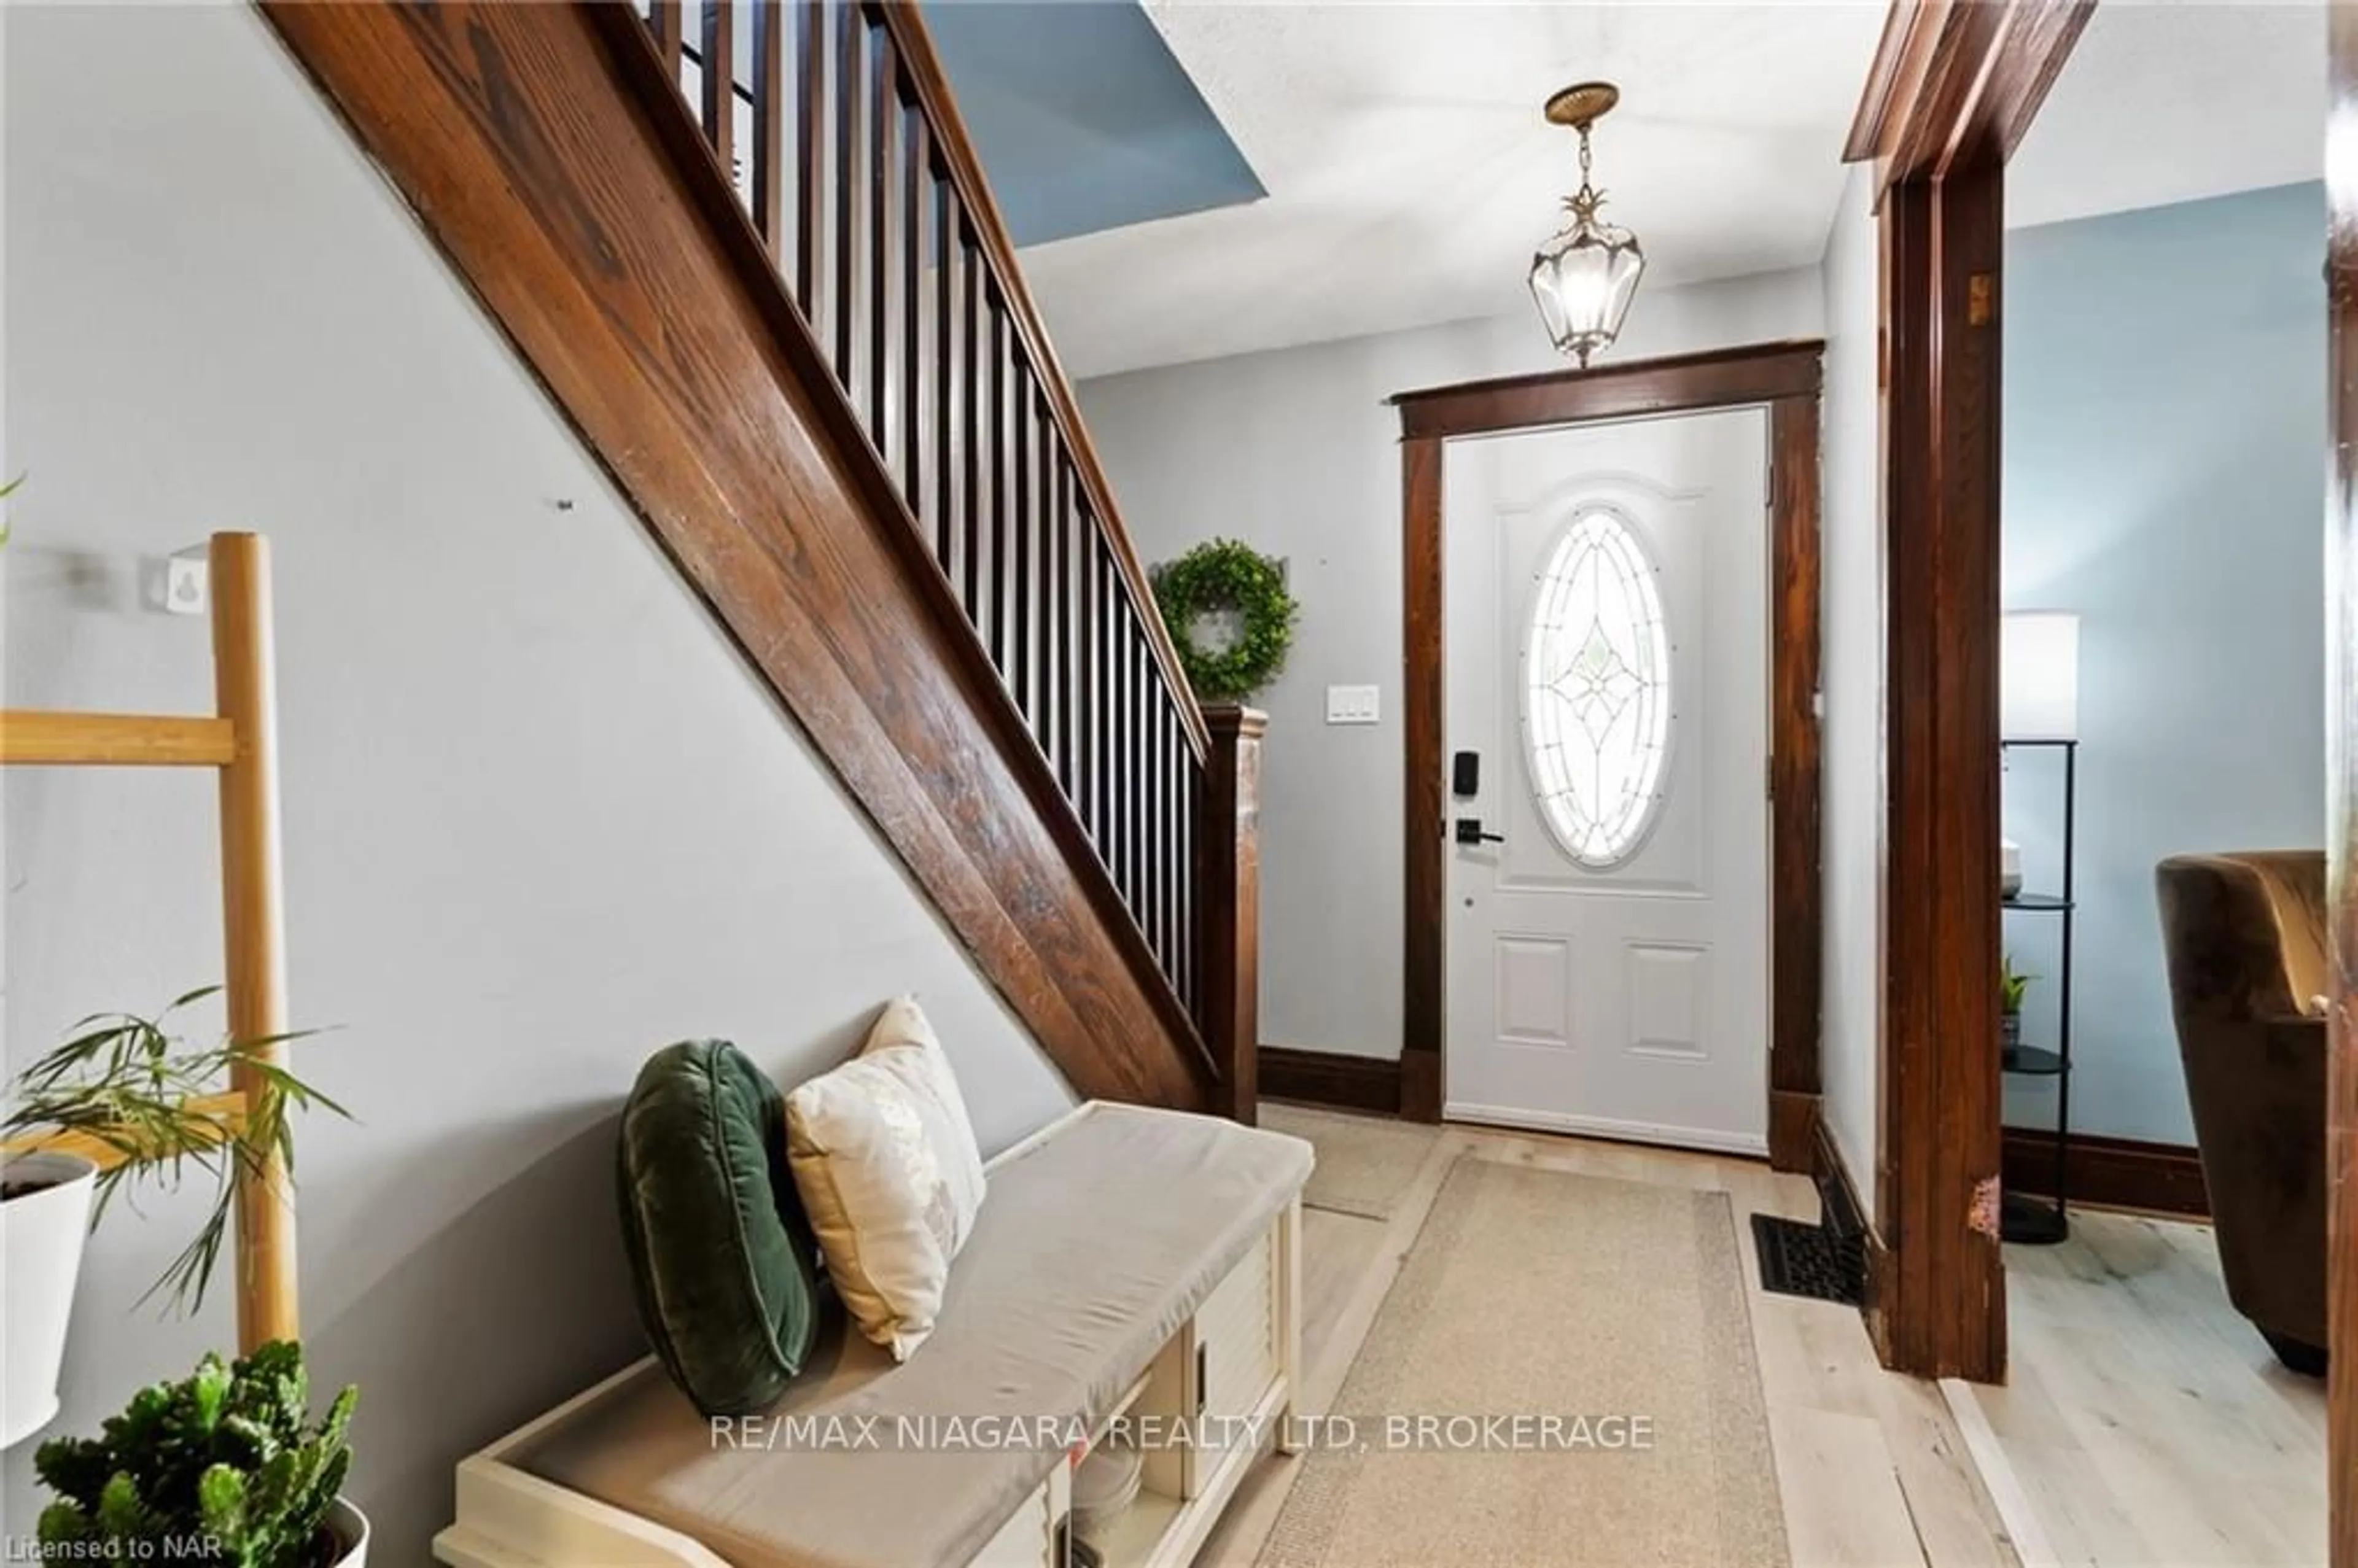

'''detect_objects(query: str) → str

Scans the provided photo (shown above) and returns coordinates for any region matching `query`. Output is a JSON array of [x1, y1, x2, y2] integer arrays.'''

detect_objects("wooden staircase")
[[261, 0, 1258, 1116]]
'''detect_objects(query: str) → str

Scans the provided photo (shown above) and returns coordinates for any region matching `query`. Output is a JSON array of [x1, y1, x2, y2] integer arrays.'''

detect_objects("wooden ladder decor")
[[0, 531, 297, 1354]]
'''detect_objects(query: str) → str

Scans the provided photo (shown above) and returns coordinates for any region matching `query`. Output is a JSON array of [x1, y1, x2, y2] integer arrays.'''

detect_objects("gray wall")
[[1818, 168, 1881, 1191], [1080, 272, 1824, 1060], [2001, 181, 2327, 1146], [2, 5, 1071, 1555]]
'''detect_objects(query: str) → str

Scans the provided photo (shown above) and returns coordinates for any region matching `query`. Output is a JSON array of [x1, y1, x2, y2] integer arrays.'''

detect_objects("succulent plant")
[[2000, 952, 2036, 1017], [35, 1340, 356, 1568]]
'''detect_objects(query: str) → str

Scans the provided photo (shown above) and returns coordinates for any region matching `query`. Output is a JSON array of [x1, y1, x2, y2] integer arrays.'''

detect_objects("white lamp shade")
[[2001, 611, 2079, 740]]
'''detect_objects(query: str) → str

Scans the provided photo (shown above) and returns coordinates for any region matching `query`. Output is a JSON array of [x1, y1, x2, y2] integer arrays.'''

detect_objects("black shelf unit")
[[2001, 738, 2076, 1246]]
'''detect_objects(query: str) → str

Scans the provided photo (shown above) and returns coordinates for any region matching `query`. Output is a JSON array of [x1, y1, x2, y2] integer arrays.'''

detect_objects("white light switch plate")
[[1325, 685, 1381, 725]]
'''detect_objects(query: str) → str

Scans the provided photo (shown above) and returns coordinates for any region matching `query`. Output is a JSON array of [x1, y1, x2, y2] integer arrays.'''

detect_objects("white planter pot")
[[2, 1152, 97, 1448], [323, 1496, 370, 1567]]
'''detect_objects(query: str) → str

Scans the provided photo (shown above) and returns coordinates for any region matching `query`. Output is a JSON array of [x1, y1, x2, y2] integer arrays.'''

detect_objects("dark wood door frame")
[[2326, 9, 2358, 1559], [1843, 0, 2091, 1383], [1387, 341, 1825, 1171]]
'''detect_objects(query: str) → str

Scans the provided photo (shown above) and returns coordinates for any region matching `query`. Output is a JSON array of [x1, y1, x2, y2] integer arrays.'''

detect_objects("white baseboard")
[[1442, 1101, 1769, 1158]]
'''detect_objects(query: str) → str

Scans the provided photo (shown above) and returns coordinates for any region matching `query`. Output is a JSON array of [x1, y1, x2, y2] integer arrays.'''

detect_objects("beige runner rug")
[[1261, 1103, 1439, 1221], [1259, 1157, 1791, 1568]]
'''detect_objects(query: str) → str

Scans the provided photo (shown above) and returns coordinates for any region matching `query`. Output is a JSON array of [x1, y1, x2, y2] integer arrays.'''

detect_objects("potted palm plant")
[[0, 988, 347, 1448], [2, 1148, 98, 1447], [2000, 954, 2034, 1066], [34, 1338, 364, 1567]]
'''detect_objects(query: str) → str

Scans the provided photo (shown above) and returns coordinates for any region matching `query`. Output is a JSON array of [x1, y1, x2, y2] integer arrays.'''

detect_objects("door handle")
[[1454, 818, 1504, 846]]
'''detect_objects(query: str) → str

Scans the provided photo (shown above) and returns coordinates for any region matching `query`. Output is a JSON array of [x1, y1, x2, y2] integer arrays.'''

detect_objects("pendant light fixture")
[[1528, 81, 1645, 368]]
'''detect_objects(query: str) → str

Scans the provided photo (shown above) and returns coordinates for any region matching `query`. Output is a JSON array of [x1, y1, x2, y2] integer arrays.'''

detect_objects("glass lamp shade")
[[2001, 611, 2079, 740], [1529, 214, 1645, 367]]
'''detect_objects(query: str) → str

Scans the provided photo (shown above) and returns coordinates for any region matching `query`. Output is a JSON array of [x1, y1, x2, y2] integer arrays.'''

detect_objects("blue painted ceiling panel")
[[923, 1, 1264, 249]]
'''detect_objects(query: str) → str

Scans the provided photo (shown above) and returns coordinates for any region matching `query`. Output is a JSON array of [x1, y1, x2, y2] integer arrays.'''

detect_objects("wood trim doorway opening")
[[1843, 0, 2091, 1386], [1387, 340, 1826, 1172]]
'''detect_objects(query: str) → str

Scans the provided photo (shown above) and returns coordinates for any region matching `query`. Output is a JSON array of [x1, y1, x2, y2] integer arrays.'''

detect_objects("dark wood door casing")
[[1845, 0, 2092, 1384], [1770, 390, 1828, 1167], [2325, 7, 2358, 1558], [1871, 168, 2007, 1381], [1399, 433, 1447, 1124], [1388, 342, 1826, 1167]]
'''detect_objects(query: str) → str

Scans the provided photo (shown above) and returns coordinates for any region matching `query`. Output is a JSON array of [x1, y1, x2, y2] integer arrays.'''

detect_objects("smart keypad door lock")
[[1453, 750, 1480, 797]]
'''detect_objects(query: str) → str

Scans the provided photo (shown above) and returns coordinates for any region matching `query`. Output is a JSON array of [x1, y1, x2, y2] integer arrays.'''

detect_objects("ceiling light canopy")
[[1529, 82, 1645, 369]]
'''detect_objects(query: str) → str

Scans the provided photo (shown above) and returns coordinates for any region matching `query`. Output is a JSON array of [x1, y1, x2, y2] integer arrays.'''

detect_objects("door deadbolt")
[[1452, 751, 1481, 797]]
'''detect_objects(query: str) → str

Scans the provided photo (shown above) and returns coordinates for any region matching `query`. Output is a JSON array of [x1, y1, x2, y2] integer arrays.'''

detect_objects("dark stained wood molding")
[[1391, 343, 1826, 1152], [1401, 1046, 1443, 1126], [1770, 392, 1826, 1173], [1815, 1114, 1888, 1335], [1815, 1115, 1869, 1236], [1844, 0, 2088, 1387], [1200, 707, 1267, 1125], [1873, 166, 2007, 1384], [1772, 1092, 1823, 1175], [1842, 0, 1941, 166], [1978, 3, 2097, 162], [1390, 340, 1823, 443], [257, 0, 1214, 1109], [2327, 7, 2358, 1558], [1999, 1128, 2209, 1220], [1262, 1047, 1404, 1118], [1844, 0, 2095, 193], [1401, 435, 1446, 1125]]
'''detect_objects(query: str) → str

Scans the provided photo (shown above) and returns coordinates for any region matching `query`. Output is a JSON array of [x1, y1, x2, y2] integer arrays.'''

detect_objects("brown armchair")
[[2154, 852, 2330, 1375]]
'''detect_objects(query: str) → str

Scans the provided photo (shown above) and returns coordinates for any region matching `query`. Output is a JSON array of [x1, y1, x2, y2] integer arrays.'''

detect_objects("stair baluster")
[[631, 0, 1251, 1114]]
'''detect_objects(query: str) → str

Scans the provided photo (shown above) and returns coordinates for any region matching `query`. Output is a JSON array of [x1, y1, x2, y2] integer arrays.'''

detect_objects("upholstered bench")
[[433, 1103, 1312, 1568]]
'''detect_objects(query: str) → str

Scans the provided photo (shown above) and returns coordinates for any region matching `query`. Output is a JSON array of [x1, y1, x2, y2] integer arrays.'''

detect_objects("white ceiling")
[[2009, 0, 2324, 232], [1023, 1, 1888, 379]]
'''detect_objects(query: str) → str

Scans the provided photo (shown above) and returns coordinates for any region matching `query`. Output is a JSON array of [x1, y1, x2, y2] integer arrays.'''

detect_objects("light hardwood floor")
[[1957, 1211, 2330, 1568], [1200, 1116, 2023, 1568]]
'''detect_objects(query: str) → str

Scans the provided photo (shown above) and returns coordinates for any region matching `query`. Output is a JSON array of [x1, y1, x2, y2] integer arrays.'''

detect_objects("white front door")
[[1442, 407, 1771, 1154]]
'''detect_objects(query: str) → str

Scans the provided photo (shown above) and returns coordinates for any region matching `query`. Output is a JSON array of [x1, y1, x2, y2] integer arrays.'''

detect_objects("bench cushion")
[[523, 1103, 1311, 1568]]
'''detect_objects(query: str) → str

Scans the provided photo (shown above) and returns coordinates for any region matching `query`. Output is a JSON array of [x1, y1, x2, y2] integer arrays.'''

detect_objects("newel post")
[[1199, 705, 1267, 1125]]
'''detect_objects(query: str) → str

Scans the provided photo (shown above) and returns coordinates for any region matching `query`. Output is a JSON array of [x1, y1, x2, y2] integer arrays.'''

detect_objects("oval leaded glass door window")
[[1521, 508, 1672, 867]]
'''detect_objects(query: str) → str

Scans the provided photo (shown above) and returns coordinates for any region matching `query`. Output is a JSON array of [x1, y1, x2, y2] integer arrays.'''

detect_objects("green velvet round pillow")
[[617, 1039, 828, 1416]]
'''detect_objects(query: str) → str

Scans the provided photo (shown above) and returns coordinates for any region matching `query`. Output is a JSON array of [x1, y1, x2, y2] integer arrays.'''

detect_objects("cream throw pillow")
[[785, 998, 987, 1360]]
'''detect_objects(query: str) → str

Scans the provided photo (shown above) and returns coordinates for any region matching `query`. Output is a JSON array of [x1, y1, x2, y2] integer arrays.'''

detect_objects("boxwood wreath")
[[1152, 539, 1299, 702]]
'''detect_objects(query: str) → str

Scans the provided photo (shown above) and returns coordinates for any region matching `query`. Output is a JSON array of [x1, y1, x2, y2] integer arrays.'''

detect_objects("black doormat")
[[1750, 1213, 1864, 1305]]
